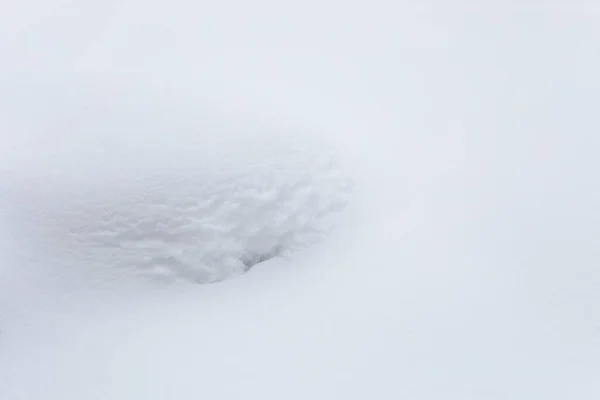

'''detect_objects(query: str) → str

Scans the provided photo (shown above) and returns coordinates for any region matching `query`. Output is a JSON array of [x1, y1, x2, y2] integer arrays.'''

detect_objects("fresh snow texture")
[[1, 76, 351, 284], [2, 1, 600, 400]]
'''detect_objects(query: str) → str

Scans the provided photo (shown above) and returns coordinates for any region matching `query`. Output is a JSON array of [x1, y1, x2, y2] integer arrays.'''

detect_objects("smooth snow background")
[[1, 1, 599, 399]]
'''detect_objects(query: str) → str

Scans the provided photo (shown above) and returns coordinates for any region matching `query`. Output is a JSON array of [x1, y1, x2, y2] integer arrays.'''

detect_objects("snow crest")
[[1, 77, 352, 284]]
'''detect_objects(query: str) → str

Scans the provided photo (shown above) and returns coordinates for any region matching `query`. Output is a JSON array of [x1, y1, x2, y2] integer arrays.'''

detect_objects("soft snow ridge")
[[1, 76, 351, 284]]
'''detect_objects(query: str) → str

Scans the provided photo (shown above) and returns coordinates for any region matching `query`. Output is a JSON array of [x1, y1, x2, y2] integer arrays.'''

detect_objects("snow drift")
[[1, 74, 351, 284]]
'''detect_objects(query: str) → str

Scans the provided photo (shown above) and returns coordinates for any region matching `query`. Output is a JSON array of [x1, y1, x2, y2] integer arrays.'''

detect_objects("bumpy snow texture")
[[1, 78, 352, 284]]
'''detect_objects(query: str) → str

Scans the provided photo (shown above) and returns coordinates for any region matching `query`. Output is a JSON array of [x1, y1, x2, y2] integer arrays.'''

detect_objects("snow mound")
[[1, 75, 352, 284]]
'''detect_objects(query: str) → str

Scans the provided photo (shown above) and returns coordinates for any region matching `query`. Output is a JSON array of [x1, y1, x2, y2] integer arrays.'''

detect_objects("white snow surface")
[[1, 1, 600, 399], [1, 75, 351, 285]]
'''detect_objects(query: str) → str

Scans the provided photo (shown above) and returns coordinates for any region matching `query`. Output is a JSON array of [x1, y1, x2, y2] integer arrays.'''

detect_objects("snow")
[[1, 1, 600, 399], [1, 75, 351, 285]]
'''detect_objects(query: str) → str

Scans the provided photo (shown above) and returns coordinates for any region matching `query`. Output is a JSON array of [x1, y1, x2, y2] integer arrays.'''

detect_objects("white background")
[[1, 1, 599, 399]]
